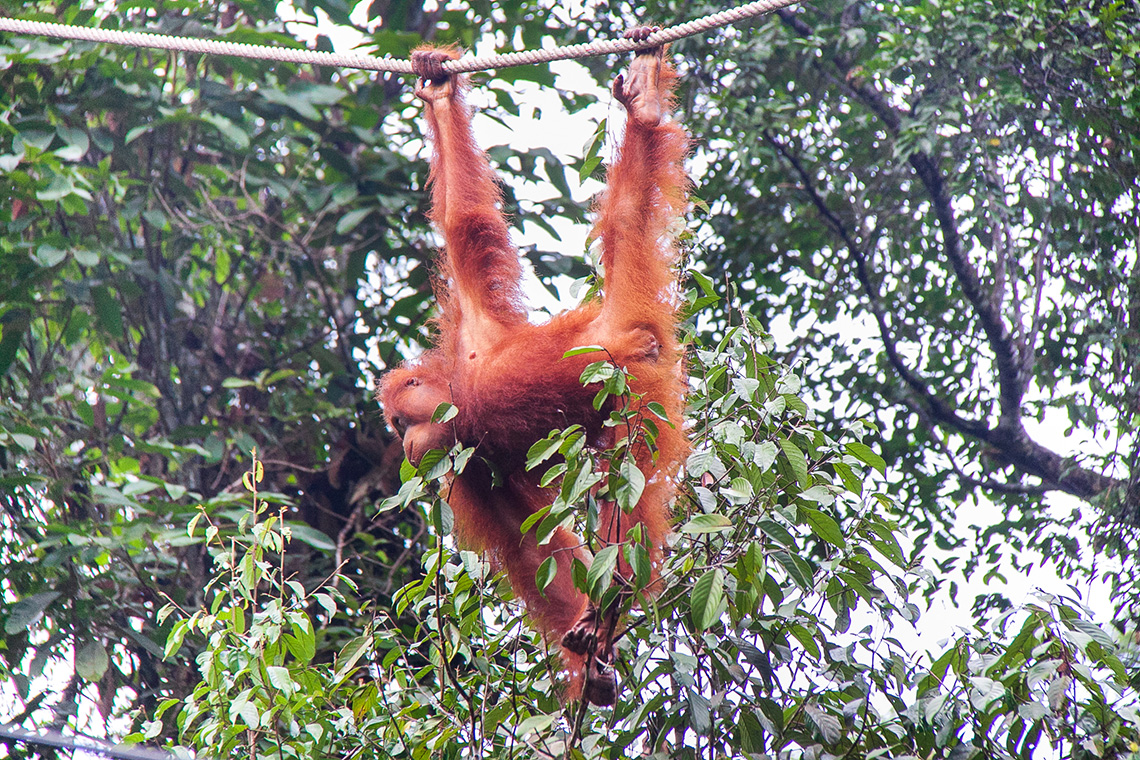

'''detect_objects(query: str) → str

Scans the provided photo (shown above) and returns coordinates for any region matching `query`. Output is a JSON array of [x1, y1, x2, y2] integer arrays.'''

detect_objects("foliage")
[[161, 325, 1140, 759], [639, 0, 1140, 603], [139, 452, 379, 758], [1, 0, 1138, 757], [0, 0, 589, 736]]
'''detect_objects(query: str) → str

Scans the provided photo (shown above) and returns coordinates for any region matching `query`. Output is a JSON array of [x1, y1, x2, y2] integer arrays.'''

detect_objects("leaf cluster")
[[159, 317, 1140, 759]]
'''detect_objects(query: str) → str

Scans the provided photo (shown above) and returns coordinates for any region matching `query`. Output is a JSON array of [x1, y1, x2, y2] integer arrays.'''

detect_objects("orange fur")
[[379, 46, 689, 703]]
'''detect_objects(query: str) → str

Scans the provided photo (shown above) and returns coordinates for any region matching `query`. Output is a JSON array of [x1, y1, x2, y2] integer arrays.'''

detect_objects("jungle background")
[[1, 0, 1139, 757]]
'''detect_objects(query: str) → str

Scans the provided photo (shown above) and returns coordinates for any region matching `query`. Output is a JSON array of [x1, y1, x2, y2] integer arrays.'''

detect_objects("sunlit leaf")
[[690, 568, 725, 631], [680, 513, 733, 534]]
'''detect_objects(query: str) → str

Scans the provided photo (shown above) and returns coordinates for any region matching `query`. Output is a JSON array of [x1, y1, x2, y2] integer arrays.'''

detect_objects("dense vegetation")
[[1, 0, 1137, 757]]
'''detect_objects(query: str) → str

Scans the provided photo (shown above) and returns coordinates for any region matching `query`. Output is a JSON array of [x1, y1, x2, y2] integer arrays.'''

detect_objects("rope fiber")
[[0, 0, 804, 73]]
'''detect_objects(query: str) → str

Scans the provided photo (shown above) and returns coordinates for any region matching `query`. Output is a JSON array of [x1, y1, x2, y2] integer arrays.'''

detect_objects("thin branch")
[[773, 8, 1129, 509], [779, 8, 1025, 429], [905, 398, 1050, 496], [905, 149, 1026, 431], [763, 129, 989, 441], [0, 725, 173, 760], [1024, 156, 1054, 376]]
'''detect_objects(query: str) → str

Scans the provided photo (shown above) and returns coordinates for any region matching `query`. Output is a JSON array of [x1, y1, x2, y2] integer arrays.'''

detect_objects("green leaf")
[[586, 544, 620, 596], [833, 461, 863, 496], [538, 461, 566, 487], [789, 623, 821, 660], [124, 124, 152, 144], [845, 442, 885, 474], [73, 248, 100, 267], [288, 524, 335, 551], [580, 361, 616, 384], [285, 621, 317, 664], [333, 635, 370, 686], [33, 244, 66, 268], [579, 118, 606, 182], [418, 448, 450, 480], [431, 402, 458, 424], [534, 505, 572, 546], [753, 440, 778, 472], [804, 703, 841, 745], [758, 519, 797, 550], [773, 550, 814, 589], [722, 477, 753, 503], [1068, 618, 1116, 649], [230, 693, 260, 729], [613, 460, 646, 511], [266, 666, 295, 696], [645, 401, 670, 422], [541, 150, 572, 198], [686, 447, 721, 477], [560, 463, 602, 505], [801, 507, 846, 549], [558, 430, 585, 459], [92, 286, 124, 339], [866, 521, 904, 566], [215, 246, 230, 283], [777, 436, 809, 487], [75, 641, 109, 681], [526, 436, 561, 469], [690, 568, 725, 631], [202, 113, 250, 149], [687, 688, 712, 734], [564, 345, 604, 357], [516, 713, 556, 736], [799, 485, 835, 506], [756, 699, 784, 734], [536, 556, 557, 593], [689, 269, 716, 297], [164, 620, 188, 659], [5, 591, 60, 634], [336, 207, 370, 235], [0, 310, 30, 378], [626, 541, 651, 588], [680, 513, 733, 534], [521, 504, 552, 536], [294, 83, 349, 106], [579, 154, 602, 182]]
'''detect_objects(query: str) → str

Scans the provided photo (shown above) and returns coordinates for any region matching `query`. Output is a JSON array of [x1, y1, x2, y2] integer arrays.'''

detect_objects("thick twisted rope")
[[0, 0, 803, 74]]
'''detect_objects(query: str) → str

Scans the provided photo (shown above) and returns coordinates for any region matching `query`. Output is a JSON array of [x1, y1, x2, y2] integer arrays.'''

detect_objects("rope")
[[0, 0, 804, 74]]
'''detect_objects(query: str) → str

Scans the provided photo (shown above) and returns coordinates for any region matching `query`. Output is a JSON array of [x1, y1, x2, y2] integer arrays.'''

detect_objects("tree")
[[162, 327, 1140, 758], [650, 0, 1140, 602], [1, 0, 441, 733], [1, 0, 1138, 757], [0, 0, 599, 738]]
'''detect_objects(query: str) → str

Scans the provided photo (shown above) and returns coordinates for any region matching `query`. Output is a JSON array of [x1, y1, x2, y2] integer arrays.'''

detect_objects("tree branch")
[[904, 150, 1026, 431], [778, 8, 1025, 426], [763, 130, 991, 441], [772, 8, 1131, 510]]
